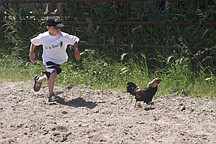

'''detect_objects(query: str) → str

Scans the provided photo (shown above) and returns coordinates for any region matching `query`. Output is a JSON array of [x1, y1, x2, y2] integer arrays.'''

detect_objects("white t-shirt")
[[31, 31, 79, 65]]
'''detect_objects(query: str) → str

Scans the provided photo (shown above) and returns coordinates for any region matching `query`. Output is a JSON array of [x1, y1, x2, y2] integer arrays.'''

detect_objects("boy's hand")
[[74, 48, 80, 61], [29, 52, 35, 62]]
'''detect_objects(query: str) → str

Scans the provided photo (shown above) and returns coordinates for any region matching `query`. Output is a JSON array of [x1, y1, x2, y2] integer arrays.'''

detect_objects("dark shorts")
[[43, 61, 62, 79]]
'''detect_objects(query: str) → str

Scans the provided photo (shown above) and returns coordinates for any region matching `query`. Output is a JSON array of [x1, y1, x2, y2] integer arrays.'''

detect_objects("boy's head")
[[46, 17, 64, 29]]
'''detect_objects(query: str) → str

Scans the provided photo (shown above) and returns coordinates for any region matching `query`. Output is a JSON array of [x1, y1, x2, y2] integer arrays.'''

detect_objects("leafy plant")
[[0, 1, 216, 97]]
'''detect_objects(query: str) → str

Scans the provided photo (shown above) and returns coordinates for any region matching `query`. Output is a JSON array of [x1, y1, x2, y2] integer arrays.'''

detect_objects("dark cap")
[[46, 17, 64, 29]]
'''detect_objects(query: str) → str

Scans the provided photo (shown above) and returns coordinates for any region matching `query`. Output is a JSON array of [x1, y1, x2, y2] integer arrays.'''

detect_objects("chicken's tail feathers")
[[126, 82, 138, 95]]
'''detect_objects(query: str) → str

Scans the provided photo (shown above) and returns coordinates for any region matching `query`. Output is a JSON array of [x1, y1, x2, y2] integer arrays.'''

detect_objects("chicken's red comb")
[[155, 77, 161, 81]]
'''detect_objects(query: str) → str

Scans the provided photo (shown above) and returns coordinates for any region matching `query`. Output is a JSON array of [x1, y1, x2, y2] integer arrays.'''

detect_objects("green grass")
[[0, 55, 43, 82], [0, 53, 215, 98]]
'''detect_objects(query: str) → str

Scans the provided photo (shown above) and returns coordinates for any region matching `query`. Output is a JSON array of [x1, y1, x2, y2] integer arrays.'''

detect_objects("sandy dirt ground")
[[0, 81, 216, 144]]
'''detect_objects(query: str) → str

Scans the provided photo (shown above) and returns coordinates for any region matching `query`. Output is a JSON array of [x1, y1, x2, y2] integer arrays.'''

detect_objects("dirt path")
[[0, 81, 216, 144]]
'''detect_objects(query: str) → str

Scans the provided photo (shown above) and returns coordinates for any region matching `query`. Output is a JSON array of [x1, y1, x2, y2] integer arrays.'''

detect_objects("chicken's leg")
[[147, 101, 154, 109], [134, 101, 137, 108]]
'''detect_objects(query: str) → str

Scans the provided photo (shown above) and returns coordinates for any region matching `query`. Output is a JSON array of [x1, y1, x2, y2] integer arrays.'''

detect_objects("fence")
[[1, 0, 215, 50]]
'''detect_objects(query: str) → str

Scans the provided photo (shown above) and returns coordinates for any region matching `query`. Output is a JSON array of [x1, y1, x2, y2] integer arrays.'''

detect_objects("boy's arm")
[[73, 42, 80, 61], [29, 43, 36, 63]]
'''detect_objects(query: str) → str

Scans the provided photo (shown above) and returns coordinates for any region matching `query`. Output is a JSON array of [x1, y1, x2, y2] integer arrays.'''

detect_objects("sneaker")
[[48, 94, 60, 102], [33, 76, 42, 92]]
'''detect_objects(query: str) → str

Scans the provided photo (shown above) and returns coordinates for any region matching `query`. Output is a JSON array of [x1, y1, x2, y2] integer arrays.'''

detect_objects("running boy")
[[29, 17, 80, 102]]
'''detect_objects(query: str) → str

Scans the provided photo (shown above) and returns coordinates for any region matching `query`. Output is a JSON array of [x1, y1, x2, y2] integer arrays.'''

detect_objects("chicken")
[[126, 77, 161, 108]]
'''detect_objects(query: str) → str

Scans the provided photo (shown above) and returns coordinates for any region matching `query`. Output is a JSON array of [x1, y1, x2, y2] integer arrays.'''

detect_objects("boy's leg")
[[48, 69, 57, 96], [34, 75, 47, 92], [44, 61, 62, 101], [38, 75, 48, 83]]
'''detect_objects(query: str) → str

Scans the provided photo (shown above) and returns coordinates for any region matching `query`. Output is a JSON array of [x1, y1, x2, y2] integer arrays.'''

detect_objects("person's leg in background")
[[44, 3, 51, 14], [53, 3, 62, 14]]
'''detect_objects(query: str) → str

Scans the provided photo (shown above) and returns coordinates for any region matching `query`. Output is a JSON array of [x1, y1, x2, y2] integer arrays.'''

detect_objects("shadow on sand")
[[55, 97, 97, 109], [144, 107, 155, 111]]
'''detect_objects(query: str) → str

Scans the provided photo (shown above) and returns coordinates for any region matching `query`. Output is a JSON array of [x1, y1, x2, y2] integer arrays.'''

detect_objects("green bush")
[[0, 1, 216, 97]]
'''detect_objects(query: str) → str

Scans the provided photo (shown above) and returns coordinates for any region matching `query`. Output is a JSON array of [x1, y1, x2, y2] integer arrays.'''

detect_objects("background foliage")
[[0, 1, 216, 97]]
